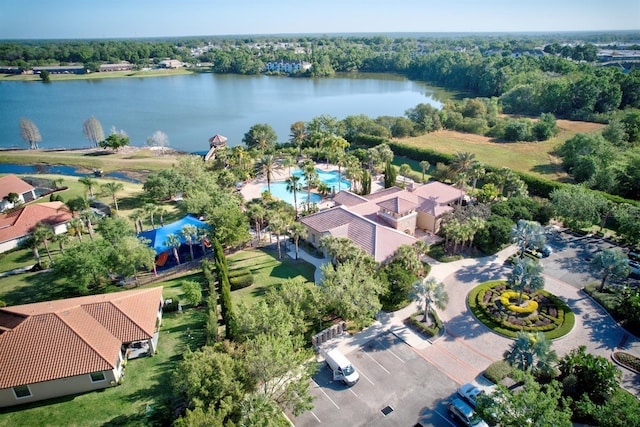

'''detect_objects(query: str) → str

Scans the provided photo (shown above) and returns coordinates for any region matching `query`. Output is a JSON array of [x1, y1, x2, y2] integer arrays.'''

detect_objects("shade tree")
[[82, 117, 105, 148], [20, 118, 42, 149]]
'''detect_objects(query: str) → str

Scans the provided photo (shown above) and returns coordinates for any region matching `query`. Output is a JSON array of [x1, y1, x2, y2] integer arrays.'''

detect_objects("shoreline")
[[0, 68, 196, 82]]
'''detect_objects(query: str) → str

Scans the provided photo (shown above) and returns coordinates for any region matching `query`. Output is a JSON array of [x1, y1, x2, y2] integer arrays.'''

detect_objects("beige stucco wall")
[[417, 212, 436, 233], [0, 365, 121, 408], [0, 352, 124, 408]]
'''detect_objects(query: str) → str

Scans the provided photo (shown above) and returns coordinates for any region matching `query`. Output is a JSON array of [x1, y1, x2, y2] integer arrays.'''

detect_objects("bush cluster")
[[228, 267, 254, 290]]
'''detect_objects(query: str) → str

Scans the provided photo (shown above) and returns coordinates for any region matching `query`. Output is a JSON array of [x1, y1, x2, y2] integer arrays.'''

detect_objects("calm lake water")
[[0, 73, 449, 153]]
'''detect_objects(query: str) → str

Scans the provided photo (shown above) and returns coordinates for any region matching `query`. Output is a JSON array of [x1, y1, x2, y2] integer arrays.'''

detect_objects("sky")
[[1, 0, 638, 40]]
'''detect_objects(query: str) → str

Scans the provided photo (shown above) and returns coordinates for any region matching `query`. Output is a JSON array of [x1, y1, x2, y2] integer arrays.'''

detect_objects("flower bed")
[[612, 351, 640, 373], [468, 280, 575, 339]]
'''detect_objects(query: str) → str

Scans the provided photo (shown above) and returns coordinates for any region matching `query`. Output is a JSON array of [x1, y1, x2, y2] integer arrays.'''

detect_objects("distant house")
[[0, 201, 72, 253], [264, 60, 312, 73], [99, 62, 134, 72], [299, 181, 464, 262], [0, 287, 164, 407], [0, 175, 36, 212], [158, 59, 183, 69], [32, 65, 86, 75]]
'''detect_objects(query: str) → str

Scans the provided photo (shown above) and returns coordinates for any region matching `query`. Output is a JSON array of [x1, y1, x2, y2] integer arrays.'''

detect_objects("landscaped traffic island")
[[468, 280, 575, 339]]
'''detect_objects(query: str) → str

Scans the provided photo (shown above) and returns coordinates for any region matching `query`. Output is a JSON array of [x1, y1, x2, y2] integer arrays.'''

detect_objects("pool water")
[[262, 168, 350, 207]]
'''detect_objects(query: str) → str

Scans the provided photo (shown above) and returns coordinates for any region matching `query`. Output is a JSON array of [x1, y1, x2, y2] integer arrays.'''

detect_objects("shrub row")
[[409, 310, 443, 338], [228, 267, 251, 278]]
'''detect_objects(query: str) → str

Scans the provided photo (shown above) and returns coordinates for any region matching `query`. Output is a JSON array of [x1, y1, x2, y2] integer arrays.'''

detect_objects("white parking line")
[[310, 411, 321, 423], [386, 347, 405, 363], [363, 350, 391, 374], [348, 387, 358, 397], [358, 369, 375, 385], [313, 380, 340, 409]]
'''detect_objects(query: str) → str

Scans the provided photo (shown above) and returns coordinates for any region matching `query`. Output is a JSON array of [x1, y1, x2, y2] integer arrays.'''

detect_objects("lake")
[[0, 73, 449, 154]]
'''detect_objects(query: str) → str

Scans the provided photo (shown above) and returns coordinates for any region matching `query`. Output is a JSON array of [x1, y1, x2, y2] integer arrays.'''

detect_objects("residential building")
[[0, 287, 164, 407], [299, 181, 464, 262], [0, 175, 36, 212], [264, 60, 312, 73], [0, 201, 72, 253]]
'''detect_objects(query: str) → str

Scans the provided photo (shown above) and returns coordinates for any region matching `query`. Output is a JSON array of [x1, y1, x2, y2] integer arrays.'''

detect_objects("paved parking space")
[[290, 332, 460, 427]]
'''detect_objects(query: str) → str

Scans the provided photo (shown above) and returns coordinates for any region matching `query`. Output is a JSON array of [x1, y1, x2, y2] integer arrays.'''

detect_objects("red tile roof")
[[0, 287, 163, 389], [0, 201, 72, 244], [0, 175, 34, 198]]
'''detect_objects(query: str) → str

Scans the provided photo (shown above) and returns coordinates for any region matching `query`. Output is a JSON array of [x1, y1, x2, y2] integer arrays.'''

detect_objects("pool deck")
[[239, 163, 383, 208]]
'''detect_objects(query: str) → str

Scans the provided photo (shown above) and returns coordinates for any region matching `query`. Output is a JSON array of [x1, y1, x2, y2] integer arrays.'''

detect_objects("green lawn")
[[228, 247, 316, 307]]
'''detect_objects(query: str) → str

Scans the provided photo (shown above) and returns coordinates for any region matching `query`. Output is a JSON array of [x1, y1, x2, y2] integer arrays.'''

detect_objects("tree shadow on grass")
[[115, 195, 145, 211], [0, 270, 79, 306]]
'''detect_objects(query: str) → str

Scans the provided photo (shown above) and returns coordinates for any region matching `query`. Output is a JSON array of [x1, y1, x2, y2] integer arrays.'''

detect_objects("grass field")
[[228, 247, 316, 307], [0, 147, 187, 174], [395, 119, 605, 180]]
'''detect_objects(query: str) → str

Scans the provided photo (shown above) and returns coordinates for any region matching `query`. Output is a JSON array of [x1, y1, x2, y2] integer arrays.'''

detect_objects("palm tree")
[[100, 182, 124, 212], [319, 235, 360, 266], [79, 210, 97, 240], [165, 233, 182, 264], [469, 161, 485, 194], [288, 222, 306, 260], [508, 257, 545, 305], [411, 277, 449, 323], [143, 203, 158, 229], [419, 160, 431, 183], [285, 174, 302, 212], [33, 222, 55, 263], [181, 224, 198, 261], [20, 235, 41, 267], [55, 231, 71, 254], [290, 121, 307, 158], [269, 214, 286, 259], [259, 154, 278, 194], [282, 155, 297, 177], [157, 207, 168, 227], [393, 244, 423, 277], [68, 217, 84, 241], [129, 210, 143, 234], [232, 145, 248, 171], [247, 203, 267, 244], [503, 331, 557, 377], [511, 219, 546, 258], [197, 227, 210, 254], [452, 151, 476, 176], [78, 176, 98, 198], [591, 248, 631, 292], [301, 160, 318, 210]]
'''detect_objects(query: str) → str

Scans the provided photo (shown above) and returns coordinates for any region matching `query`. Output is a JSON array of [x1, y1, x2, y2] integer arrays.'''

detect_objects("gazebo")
[[204, 134, 228, 161]]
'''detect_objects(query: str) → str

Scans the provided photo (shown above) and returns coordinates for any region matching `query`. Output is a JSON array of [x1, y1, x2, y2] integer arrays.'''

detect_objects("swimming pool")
[[261, 168, 350, 207]]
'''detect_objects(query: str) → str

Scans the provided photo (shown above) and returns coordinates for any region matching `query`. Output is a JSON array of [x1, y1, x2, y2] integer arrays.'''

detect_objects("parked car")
[[629, 260, 640, 276], [448, 397, 489, 427], [323, 349, 359, 386], [457, 383, 485, 408]]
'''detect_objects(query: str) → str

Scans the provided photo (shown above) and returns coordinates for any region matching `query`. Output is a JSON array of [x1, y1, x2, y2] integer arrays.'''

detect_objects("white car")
[[448, 398, 489, 427], [457, 383, 485, 408]]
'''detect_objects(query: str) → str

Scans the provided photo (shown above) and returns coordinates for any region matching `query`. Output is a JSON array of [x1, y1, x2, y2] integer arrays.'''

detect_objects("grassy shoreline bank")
[[0, 68, 195, 82]]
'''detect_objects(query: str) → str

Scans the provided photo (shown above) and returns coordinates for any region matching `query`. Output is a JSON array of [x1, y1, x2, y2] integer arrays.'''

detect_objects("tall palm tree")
[[181, 224, 198, 261], [259, 154, 278, 194], [393, 244, 423, 277], [508, 257, 545, 305], [20, 235, 41, 267], [285, 174, 302, 212], [232, 145, 248, 171], [79, 210, 97, 240], [288, 222, 306, 260], [165, 234, 182, 264], [411, 277, 449, 323], [511, 219, 546, 258], [197, 227, 210, 254], [282, 155, 297, 177], [469, 161, 485, 194], [55, 231, 71, 254], [68, 217, 84, 241], [419, 160, 431, 183], [129, 210, 143, 234], [100, 182, 124, 212], [269, 214, 286, 259], [290, 121, 306, 158], [78, 176, 98, 198], [157, 207, 168, 227], [503, 331, 557, 377], [301, 160, 318, 210], [247, 203, 267, 244], [33, 222, 55, 263], [143, 203, 158, 229], [452, 151, 476, 176]]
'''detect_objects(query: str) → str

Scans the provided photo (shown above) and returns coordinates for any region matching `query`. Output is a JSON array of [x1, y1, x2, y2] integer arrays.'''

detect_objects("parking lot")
[[543, 229, 640, 288], [291, 333, 461, 427]]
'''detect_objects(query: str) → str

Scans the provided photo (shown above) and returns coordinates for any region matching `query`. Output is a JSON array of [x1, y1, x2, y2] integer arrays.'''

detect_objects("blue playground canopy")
[[138, 215, 211, 255]]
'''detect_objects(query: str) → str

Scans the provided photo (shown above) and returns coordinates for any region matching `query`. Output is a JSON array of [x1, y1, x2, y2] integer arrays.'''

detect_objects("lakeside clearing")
[[0, 68, 195, 82]]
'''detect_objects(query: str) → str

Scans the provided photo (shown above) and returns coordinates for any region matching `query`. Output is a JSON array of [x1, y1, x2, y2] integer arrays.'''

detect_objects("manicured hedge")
[[228, 267, 251, 278], [484, 360, 514, 384], [229, 273, 254, 290], [409, 310, 443, 338]]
